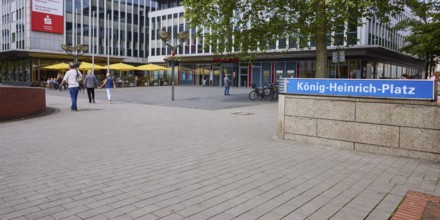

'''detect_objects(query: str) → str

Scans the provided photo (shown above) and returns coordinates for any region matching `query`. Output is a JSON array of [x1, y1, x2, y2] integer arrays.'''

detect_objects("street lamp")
[[61, 43, 88, 64], [61, 8, 88, 65], [159, 30, 189, 101]]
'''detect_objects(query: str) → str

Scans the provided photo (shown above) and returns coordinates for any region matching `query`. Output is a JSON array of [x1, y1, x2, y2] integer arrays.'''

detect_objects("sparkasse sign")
[[281, 78, 437, 100], [31, 0, 63, 34]]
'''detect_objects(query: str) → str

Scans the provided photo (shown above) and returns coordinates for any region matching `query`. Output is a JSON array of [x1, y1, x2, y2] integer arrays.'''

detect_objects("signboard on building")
[[281, 78, 437, 100], [31, 0, 63, 34]]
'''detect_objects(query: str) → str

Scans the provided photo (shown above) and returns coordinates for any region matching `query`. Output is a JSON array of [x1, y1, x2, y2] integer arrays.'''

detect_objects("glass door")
[[220, 64, 239, 87], [252, 64, 262, 87], [239, 67, 248, 87]]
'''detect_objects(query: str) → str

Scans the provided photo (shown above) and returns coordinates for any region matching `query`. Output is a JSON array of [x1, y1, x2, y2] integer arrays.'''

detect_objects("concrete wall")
[[0, 87, 46, 121], [278, 94, 440, 161]]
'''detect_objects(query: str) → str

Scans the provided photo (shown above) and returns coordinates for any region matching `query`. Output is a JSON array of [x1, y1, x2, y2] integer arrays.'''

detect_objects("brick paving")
[[1, 86, 440, 220], [391, 191, 440, 220]]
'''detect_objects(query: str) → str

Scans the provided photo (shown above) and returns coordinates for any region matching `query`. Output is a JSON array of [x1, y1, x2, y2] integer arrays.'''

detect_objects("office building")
[[0, 0, 156, 85], [149, 0, 423, 87], [0, 0, 423, 87]]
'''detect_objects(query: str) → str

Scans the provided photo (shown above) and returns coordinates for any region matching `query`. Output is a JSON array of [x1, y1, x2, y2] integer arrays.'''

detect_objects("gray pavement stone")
[[126, 205, 161, 218], [24, 205, 65, 220], [76, 205, 115, 219], [133, 214, 160, 220], [112, 214, 137, 220], [1, 86, 440, 220], [34, 216, 56, 220], [208, 212, 235, 220], [305, 202, 343, 220], [258, 212, 284, 220], [50, 205, 90, 219], [58, 215, 83, 220], [102, 205, 138, 219], [365, 210, 392, 220], [11, 198, 49, 211], [0, 206, 41, 220], [0, 207, 15, 216]]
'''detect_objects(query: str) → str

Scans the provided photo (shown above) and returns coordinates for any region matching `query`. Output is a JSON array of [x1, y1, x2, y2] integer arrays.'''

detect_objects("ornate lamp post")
[[61, 44, 89, 65], [159, 30, 189, 101]]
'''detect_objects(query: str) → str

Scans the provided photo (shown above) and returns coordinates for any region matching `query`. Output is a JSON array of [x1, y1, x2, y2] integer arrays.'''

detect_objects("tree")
[[393, 0, 440, 78], [183, 0, 404, 78]]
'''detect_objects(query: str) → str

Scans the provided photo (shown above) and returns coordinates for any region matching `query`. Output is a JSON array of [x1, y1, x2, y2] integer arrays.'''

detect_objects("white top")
[[63, 68, 82, 88]]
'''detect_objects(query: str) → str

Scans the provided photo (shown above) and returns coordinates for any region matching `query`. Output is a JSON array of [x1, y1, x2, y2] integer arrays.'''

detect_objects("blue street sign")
[[281, 78, 437, 100]]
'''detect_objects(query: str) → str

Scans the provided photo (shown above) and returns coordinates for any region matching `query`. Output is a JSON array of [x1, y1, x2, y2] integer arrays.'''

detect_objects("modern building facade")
[[0, 0, 424, 87], [149, 0, 424, 87], [0, 0, 156, 85]]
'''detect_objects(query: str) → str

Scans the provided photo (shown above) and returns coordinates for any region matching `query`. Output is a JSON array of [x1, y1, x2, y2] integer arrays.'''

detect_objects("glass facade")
[[147, 4, 423, 87], [65, 0, 151, 58], [0, 0, 424, 87], [0, 0, 155, 84]]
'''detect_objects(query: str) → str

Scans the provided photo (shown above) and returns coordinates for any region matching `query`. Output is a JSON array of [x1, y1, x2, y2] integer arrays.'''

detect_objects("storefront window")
[[347, 61, 357, 78], [286, 62, 296, 78], [274, 62, 285, 82], [376, 62, 384, 78], [262, 63, 271, 85], [391, 65, 397, 78], [251, 63, 262, 87], [179, 64, 193, 85], [397, 66, 403, 78], [384, 64, 391, 78], [299, 61, 316, 78], [0, 60, 30, 83], [195, 64, 211, 86]]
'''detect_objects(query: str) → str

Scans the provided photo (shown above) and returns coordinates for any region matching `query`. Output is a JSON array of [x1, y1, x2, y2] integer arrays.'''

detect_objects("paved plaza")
[[1, 86, 440, 220]]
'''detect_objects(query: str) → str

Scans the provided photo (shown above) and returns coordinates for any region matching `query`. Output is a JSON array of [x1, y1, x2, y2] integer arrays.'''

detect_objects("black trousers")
[[86, 88, 95, 102]]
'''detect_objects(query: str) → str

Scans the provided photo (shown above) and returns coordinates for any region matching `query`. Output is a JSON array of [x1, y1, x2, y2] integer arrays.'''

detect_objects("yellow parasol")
[[104, 62, 136, 71], [136, 63, 167, 71], [43, 63, 69, 70], [78, 62, 106, 70]]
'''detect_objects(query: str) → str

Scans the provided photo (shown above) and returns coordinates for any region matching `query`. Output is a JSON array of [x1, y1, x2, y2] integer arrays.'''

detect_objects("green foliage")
[[183, 0, 404, 78], [393, 0, 440, 76]]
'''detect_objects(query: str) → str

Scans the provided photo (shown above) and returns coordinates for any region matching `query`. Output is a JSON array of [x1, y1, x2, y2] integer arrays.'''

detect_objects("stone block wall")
[[0, 87, 46, 121], [278, 94, 440, 161]]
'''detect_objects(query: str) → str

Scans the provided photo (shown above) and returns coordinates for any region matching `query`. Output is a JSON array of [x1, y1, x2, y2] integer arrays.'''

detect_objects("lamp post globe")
[[61, 43, 88, 64], [159, 30, 189, 101]]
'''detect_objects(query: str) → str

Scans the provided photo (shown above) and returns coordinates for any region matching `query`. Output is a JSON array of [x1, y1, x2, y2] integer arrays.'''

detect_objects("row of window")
[[158, 0, 183, 10], [368, 19, 405, 51], [63, 0, 152, 59], [149, 8, 363, 58]]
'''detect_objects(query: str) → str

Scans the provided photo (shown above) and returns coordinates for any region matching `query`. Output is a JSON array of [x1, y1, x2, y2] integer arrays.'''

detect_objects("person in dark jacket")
[[84, 70, 99, 103], [224, 74, 231, 95]]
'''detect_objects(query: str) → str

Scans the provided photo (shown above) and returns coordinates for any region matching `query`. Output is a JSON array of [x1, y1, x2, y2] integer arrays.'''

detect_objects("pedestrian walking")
[[56, 72, 63, 91], [60, 62, 82, 111], [224, 73, 231, 95], [84, 70, 99, 103], [99, 73, 116, 104], [202, 76, 207, 87]]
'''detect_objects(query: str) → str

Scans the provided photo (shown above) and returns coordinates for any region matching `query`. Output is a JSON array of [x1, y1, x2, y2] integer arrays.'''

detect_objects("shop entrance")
[[220, 64, 238, 87], [252, 66, 262, 87], [239, 67, 248, 87]]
